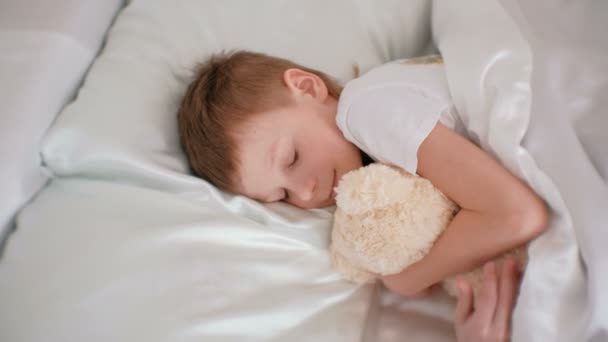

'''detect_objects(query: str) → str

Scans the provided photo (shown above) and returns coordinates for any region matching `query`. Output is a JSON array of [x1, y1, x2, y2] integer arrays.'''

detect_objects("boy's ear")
[[283, 68, 328, 102]]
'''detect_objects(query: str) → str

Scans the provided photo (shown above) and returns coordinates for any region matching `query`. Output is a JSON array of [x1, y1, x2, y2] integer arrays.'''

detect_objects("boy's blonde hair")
[[177, 50, 342, 191]]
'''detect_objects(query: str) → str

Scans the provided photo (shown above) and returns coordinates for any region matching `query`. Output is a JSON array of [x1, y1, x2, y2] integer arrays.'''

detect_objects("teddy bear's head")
[[330, 164, 459, 283]]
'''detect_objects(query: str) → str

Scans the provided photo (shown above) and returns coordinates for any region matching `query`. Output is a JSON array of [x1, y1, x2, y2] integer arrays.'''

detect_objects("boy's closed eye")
[[282, 149, 299, 201]]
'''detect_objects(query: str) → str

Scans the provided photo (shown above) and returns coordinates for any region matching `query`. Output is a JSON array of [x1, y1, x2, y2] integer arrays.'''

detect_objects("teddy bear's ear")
[[335, 164, 417, 214]]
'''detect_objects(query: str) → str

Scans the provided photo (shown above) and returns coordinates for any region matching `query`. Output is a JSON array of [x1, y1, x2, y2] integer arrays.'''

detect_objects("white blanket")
[[427, 1, 608, 341], [502, 1, 608, 341]]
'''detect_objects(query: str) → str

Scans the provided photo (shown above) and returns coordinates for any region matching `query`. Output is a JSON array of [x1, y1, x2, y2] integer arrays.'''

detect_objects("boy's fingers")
[[476, 261, 499, 325], [454, 278, 473, 325], [494, 257, 520, 329]]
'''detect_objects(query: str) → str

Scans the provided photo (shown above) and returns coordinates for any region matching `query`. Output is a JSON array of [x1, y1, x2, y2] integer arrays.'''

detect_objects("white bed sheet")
[[1, 178, 375, 342]]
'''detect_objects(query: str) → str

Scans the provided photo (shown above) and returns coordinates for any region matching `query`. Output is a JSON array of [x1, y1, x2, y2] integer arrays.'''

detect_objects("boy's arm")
[[381, 123, 548, 297]]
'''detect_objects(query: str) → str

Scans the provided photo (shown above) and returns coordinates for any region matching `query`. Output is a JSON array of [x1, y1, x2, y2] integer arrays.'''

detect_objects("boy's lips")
[[330, 169, 338, 199]]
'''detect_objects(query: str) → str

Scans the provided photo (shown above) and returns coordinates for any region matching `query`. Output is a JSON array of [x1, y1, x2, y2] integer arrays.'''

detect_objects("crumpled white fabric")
[[501, 1, 608, 341]]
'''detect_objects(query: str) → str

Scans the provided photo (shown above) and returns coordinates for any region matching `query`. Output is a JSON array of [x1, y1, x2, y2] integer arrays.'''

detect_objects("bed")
[[1, 0, 606, 341]]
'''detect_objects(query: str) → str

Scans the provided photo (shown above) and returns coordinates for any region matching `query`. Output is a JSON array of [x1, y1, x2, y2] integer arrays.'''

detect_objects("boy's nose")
[[294, 177, 317, 202]]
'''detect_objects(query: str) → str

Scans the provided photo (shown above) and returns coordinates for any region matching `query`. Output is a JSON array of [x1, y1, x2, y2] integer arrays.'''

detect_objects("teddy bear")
[[329, 163, 527, 297]]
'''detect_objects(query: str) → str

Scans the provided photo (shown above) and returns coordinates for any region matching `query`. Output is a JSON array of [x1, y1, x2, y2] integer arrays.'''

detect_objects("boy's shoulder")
[[336, 54, 451, 122]]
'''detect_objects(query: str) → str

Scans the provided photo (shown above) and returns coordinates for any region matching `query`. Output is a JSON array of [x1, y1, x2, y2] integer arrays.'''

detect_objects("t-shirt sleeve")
[[339, 84, 451, 174]]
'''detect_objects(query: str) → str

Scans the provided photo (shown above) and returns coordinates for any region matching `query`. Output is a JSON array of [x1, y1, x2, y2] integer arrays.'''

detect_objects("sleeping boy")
[[176, 50, 548, 341]]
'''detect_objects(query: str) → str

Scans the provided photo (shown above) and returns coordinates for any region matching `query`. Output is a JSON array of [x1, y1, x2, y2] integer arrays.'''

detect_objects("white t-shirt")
[[336, 58, 465, 174]]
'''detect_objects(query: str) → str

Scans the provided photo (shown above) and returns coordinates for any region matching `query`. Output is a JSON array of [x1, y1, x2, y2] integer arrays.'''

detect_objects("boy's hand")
[[454, 258, 521, 342]]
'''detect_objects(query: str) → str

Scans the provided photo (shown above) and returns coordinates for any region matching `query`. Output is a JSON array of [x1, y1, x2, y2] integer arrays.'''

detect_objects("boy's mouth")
[[330, 169, 338, 199]]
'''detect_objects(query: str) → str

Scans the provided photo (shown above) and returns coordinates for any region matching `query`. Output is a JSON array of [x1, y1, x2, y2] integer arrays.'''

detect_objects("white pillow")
[[42, 0, 433, 190]]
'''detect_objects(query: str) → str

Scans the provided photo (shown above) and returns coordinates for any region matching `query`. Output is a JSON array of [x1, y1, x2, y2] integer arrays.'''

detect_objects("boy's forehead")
[[234, 131, 276, 196]]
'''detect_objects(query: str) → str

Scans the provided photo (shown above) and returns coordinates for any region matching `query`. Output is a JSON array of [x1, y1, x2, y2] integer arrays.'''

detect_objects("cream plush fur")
[[330, 163, 527, 297]]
